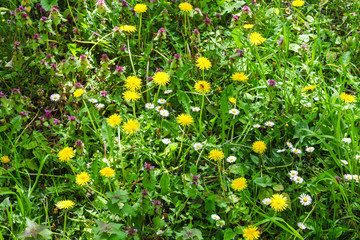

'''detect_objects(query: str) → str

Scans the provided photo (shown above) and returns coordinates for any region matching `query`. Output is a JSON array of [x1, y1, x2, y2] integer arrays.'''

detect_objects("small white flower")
[[286, 142, 293, 148], [155, 106, 162, 112], [278, 82, 284, 85], [211, 214, 220, 221], [342, 138, 351, 143], [253, 124, 261, 128], [160, 109, 169, 117], [156, 230, 164, 235], [193, 143, 203, 151], [95, 103, 105, 110], [192, 107, 201, 112], [352, 175, 359, 182], [344, 174, 353, 181], [292, 148, 302, 154], [277, 149, 286, 153], [262, 198, 272, 205], [158, 99, 167, 104], [229, 108, 240, 115], [341, 160, 348, 165], [161, 138, 171, 144], [264, 121, 275, 127], [305, 147, 315, 152], [226, 156, 237, 163], [299, 193, 312, 206], [294, 176, 304, 184], [288, 170, 298, 178], [50, 93, 61, 101], [355, 155, 360, 160], [145, 103, 154, 109], [164, 90, 173, 94], [88, 98, 98, 103], [297, 222, 306, 230]]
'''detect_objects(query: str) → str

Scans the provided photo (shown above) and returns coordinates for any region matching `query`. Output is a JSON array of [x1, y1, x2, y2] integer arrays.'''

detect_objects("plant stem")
[[217, 161, 226, 198], [199, 93, 205, 134], [133, 101, 136, 117], [63, 211, 67, 240], [127, 36, 136, 75], [138, 14, 142, 48], [177, 128, 186, 160]]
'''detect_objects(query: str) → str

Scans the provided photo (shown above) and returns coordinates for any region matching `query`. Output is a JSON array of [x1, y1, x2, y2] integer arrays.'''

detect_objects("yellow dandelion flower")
[[208, 149, 225, 161], [292, 0, 305, 7], [134, 4, 147, 13], [123, 91, 141, 102], [73, 89, 85, 98], [196, 57, 212, 70], [120, 25, 136, 33], [252, 141, 267, 154], [301, 85, 317, 92], [243, 226, 260, 240], [249, 32, 266, 45], [58, 147, 75, 162], [99, 167, 115, 178], [179, 2, 193, 12], [125, 76, 142, 91], [231, 177, 247, 191], [194, 81, 211, 94], [231, 72, 248, 82], [229, 97, 236, 104], [176, 114, 194, 127], [123, 119, 140, 134], [1, 156, 10, 164], [107, 113, 122, 127], [56, 200, 75, 210], [243, 24, 254, 29], [153, 72, 170, 86], [76, 172, 91, 186], [340, 92, 356, 103], [270, 194, 288, 212]]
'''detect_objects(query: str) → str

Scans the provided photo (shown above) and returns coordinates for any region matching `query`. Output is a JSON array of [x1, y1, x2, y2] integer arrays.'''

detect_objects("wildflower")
[[243, 24, 254, 29], [125, 76, 142, 91], [292, 0, 305, 7], [125, 227, 138, 235], [99, 167, 115, 178], [292, 148, 302, 154], [344, 174, 352, 180], [143, 162, 155, 171], [299, 193, 312, 206], [191, 173, 200, 186], [145, 103, 154, 109], [50, 94, 61, 101], [153, 72, 170, 86], [305, 147, 315, 152], [123, 91, 141, 102], [101, 91, 108, 98], [270, 194, 288, 212], [243, 226, 260, 240], [73, 89, 85, 98], [193, 143, 203, 151], [123, 119, 140, 134], [196, 57, 212, 70], [119, 25, 136, 33], [192, 107, 200, 112], [289, 170, 298, 178], [342, 138, 351, 143], [179, 2, 193, 12], [356, 155, 360, 160], [88, 98, 98, 103], [161, 138, 171, 144], [341, 160, 348, 165], [229, 97, 236, 104], [159, 109, 169, 117], [76, 172, 91, 186], [267, 79, 277, 86], [286, 142, 293, 148], [227, 156, 237, 163], [253, 124, 261, 128], [353, 175, 359, 182], [264, 121, 274, 127], [229, 109, 240, 115], [242, 5, 251, 12], [1, 156, 10, 164], [231, 72, 248, 82], [107, 114, 122, 127], [95, 103, 105, 110], [277, 38, 283, 45], [231, 177, 247, 191], [277, 149, 286, 153], [176, 114, 193, 126], [298, 222, 306, 230], [252, 141, 267, 154], [164, 89, 173, 94], [301, 85, 317, 92], [155, 106, 162, 112], [262, 198, 272, 205], [294, 176, 304, 184], [56, 200, 75, 210], [208, 149, 225, 161], [211, 214, 220, 221], [194, 81, 211, 94], [58, 147, 75, 162], [158, 99, 167, 104], [134, 4, 147, 13], [249, 32, 266, 45], [340, 92, 356, 103]]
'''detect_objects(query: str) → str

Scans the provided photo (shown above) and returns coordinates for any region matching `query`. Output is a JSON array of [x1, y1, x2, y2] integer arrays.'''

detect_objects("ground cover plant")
[[1, 0, 360, 239]]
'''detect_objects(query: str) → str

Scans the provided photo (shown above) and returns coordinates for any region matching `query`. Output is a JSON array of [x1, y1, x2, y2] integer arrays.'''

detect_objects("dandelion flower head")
[[340, 92, 356, 103], [73, 89, 85, 98], [194, 81, 211, 94], [58, 147, 75, 162], [252, 141, 267, 154], [107, 113, 122, 127], [119, 25, 136, 33], [243, 226, 260, 240], [270, 194, 288, 212], [56, 200, 75, 210], [179, 2, 193, 12], [196, 57, 212, 70], [153, 72, 170, 86], [123, 119, 140, 134], [292, 0, 305, 7], [99, 167, 115, 178], [1, 156, 10, 164], [125, 76, 142, 91], [208, 149, 225, 161], [176, 114, 194, 126], [134, 4, 147, 13], [249, 32, 266, 45], [76, 172, 91, 186], [231, 177, 248, 191], [231, 72, 248, 82], [123, 91, 141, 102]]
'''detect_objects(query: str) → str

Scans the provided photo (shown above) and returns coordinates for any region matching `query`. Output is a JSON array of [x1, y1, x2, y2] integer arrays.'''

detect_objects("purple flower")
[[125, 227, 138, 236], [53, 119, 61, 125], [100, 91, 108, 98], [232, 14, 239, 21], [191, 173, 200, 186], [40, 16, 47, 21], [67, 115, 76, 121], [174, 53, 182, 60], [157, 28, 167, 35], [121, 0, 129, 7], [21, 112, 29, 117], [162, 9, 168, 14], [101, 54, 109, 62], [152, 200, 161, 206], [12, 88, 20, 94], [156, 68, 162, 72], [32, 34, 42, 41], [79, 54, 87, 61], [21, 13, 27, 20], [143, 162, 155, 171], [242, 5, 251, 12], [277, 38, 283, 46], [147, 76, 153, 82], [120, 44, 127, 52], [115, 66, 124, 75], [73, 28, 79, 34], [216, 13, 221, 19], [235, 49, 244, 57], [74, 82, 83, 88], [75, 140, 84, 147], [335, 176, 341, 182], [251, 0, 257, 5], [168, 59, 173, 64], [267, 79, 277, 86], [193, 29, 199, 36], [44, 110, 52, 119], [19, 5, 26, 11], [204, 17, 211, 26], [50, 63, 57, 70], [301, 44, 307, 49], [141, 190, 149, 196], [86, 162, 92, 168]]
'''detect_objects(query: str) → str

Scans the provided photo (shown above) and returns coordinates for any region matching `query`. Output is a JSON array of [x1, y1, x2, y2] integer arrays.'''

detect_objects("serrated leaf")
[[160, 173, 170, 194]]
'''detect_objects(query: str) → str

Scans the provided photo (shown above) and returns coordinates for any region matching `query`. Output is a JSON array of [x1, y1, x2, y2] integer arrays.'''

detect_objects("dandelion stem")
[[108, 181, 112, 192], [87, 185, 109, 200], [133, 101, 136, 118], [217, 161, 226, 198], [127, 37, 136, 75], [199, 93, 205, 134], [138, 13, 142, 48], [177, 127, 186, 160], [63, 211, 67, 240]]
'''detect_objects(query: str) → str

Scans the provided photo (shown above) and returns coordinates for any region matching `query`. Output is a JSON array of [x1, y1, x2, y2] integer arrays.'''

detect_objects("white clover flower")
[[193, 143, 203, 151], [211, 214, 220, 221], [299, 193, 312, 206], [160, 109, 169, 117], [305, 147, 315, 152], [294, 176, 304, 184], [342, 138, 351, 143], [164, 89, 173, 94], [297, 222, 306, 230], [95, 103, 105, 110], [286, 142, 293, 148], [262, 198, 272, 205], [264, 121, 275, 127], [155, 106, 162, 112], [50, 93, 61, 101], [161, 138, 171, 144], [277, 149, 286, 153], [192, 107, 201, 112], [340, 160, 348, 165], [88, 98, 98, 103], [288, 170, 298, 178], [158, 99, 167, 104], [344, 174, 353, 181], [253, 124, 261, 128], [292, 148, 302, 154], [145, 103, 154, 109], [226, 156, 237, 163], [229, 108, 240, 115]]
